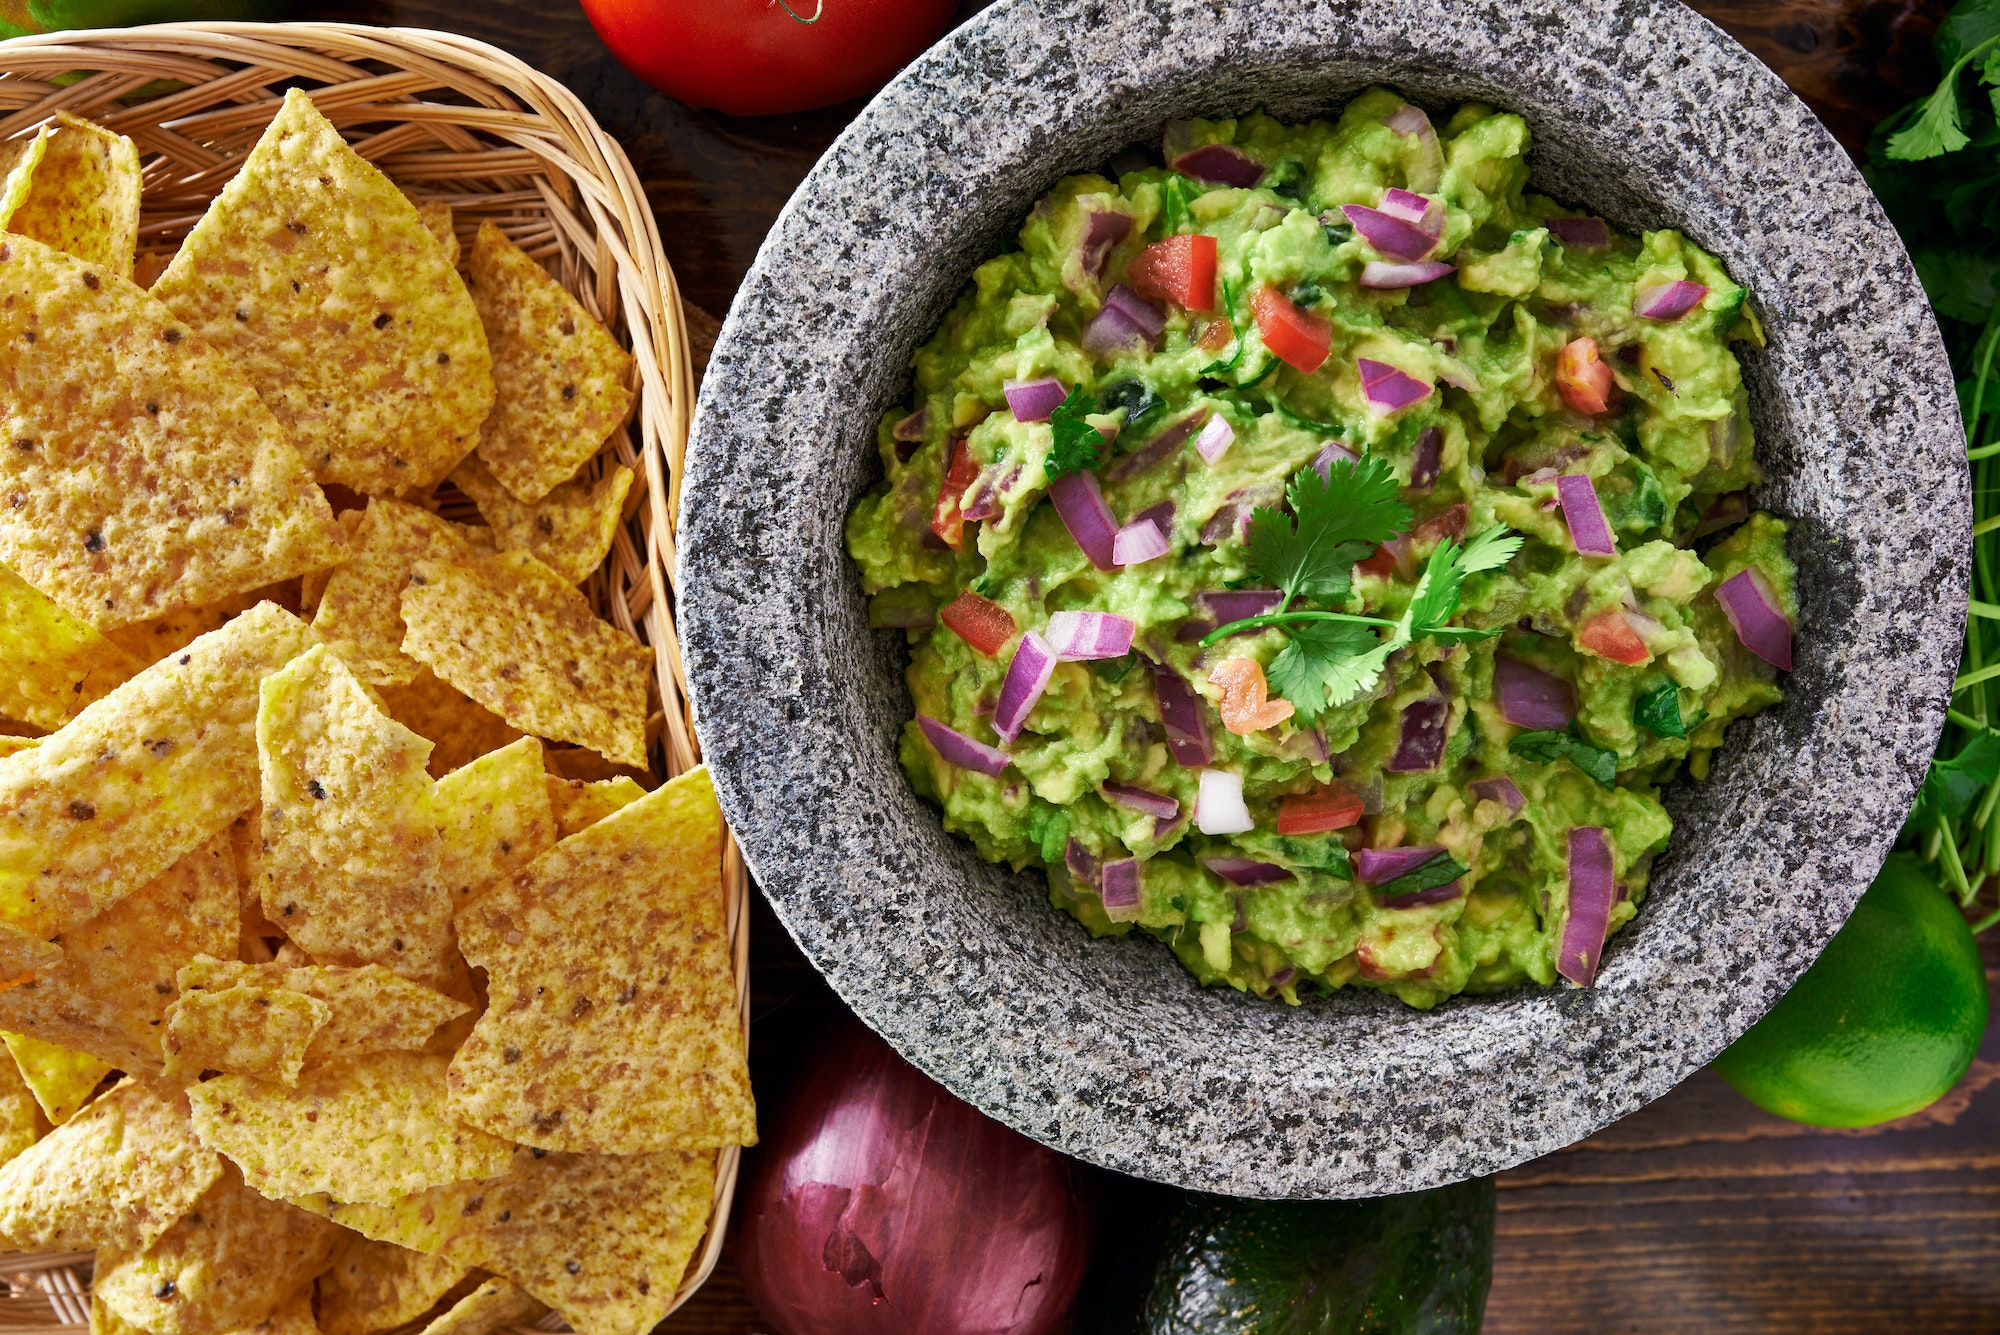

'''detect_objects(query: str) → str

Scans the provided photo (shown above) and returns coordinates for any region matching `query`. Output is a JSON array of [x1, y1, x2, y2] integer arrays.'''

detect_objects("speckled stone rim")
[[679, 0, 1968, 1198]]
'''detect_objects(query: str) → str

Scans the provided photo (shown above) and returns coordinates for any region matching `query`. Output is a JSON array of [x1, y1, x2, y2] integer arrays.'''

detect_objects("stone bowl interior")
[[678, 0, 1967, 1197]]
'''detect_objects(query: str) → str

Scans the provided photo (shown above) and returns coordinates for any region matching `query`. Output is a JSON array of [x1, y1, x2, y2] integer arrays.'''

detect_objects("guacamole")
[[845, 90, 1797, 1008]]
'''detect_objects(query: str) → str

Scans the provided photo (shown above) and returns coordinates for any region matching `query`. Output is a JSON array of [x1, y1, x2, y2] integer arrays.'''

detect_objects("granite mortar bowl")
[[679, 0, 1969, 1197]]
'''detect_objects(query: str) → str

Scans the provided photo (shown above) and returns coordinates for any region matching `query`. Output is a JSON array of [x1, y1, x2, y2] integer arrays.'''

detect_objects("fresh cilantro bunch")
[[1044, 384, 1104, 479], [1201, 455, 1522, 722]]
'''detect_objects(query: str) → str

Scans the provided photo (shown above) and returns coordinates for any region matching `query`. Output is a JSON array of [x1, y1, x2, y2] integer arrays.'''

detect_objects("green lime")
[[1714, 853, 1988, 1128]]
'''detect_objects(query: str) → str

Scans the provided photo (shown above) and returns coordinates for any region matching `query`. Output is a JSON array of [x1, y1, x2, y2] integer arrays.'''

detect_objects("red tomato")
[[1276, 784, 1364, 835], [1556, 336, 1614, 416], [579, 0, 956, 117], [1251, 287, 1332, 374], [940, 591, 1016, 656], [1124, 234, 1218, 312], [929, 438, 980, 551], [1576, 609, 1651, 665]]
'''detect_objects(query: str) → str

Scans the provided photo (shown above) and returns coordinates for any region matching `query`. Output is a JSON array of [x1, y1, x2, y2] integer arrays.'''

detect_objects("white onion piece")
[[992, 633, 1057, 743], [1194, 770, 1254, 834], [1046, 610, 1135, 661], [1560, 826, 1617, 987], [1359, 260, 1455, 289], [1194, 414, 1235, 463]]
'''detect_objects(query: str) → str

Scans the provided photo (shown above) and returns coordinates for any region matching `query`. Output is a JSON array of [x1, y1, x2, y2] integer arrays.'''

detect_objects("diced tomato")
[[939, 590, 1016, 656], [1251, 287, 1332, 374], [1576, 609, 1651, 665], [929, 437, 981, 552], [1208, 657, 1296, 734], [1555, 336, 1614, 416], [1410, 504, 1468, 548], [1125, 234, 1219, 313], [1356, 537, 1412, 581], [1277, 783, 1365, 835]]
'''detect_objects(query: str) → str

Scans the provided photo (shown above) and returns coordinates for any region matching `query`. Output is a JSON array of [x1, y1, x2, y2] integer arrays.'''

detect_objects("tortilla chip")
[[187, 1051, 515, 1204], [545, 775, 647, 840], [92, 1292, 148, 1335], [0, 1045, 40, 1169], [0, 831, 237, 1075], [419, 1278, 542, 1335], [106, 579, 303, 665], [302, 510, 366, 619], [467, 222, 634, 504], [448, 766, 752, 1153], [543, 747, 651, 787], [0, 560, 141, 730], [0, 113, 142, 275], [0, 1077, 222, 1252], [178, 959, 468, 1068], [315, 500, 481, 687], [151, 90, 494, 497], [95, 1162, 342, 1335], [1, 1030, 109, 1124], [377, 668, 523, 780], [413, 200, 459, 268], [256, 644, 453, 986], [449, 455, 634, 585], [436, 737, 556, 908], [317, 1234, 470, 1335], [0, 734, 37, 759], [0, 602, 315, 939], [321, 1145, 714, 1335], [0, 235, 348, 631], [402, 551, 652, 770], [164, 985, 329, 1086]]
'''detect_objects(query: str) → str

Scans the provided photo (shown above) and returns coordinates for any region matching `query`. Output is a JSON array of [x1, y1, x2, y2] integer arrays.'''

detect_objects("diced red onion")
[[1380, 880, 1465, 909], [1081, 304, 1150, 355], [1716, 567, 1793, 671], [1103, 284, 1165, 340], [1194, 769, 1254, 834], [1133, 499, 1175, 535], [1470, 775, 1526, 817], [1198, 504, 1240, 547], [1268, 965, 1299, 989], [1047, 610, 1135, 661], [1358, 358, 1433, 414], [1560, 826, 1616, 987], [992, 632, 1056, 743], [1377, 188, 1442, 237], [1555, 473, 1617, 556], [1004, 377, 1068, 422], [1633, 279, 1709, 322], [1312, 441, 1359, 481], [1201, 856, 1294, 886], [1691, 490, 1748, 540], [916, 715, 1010, 777], [1359, 260, 1455, 289], [1151, 660, 1214, 767], [1047, 471, 1118, 570], [1106, 411, 1206, 481], [1064, 836, 1100, 886], [1410, 426, 1443, 491], [1545, 216, 1609, 249], [1353, 845, 1443, 885], [1194, 415, 1235, 463], [1382, 104, 1444, 192], [1198, 590, 1283, 624], [1171, 143, 1265, 188], [1100, 857, 1142, 920], [959, 466, 1007, 522], [1112, 518, 1169, 567], [1340, 204, 1438, 262], [1493, 654, 1574, 730], [1101, 781, 1179, 820], [1080, 209, 1133, 279], [1386, 695, 1449, 772], [892, 406, 929, 441], [1385, 103, 1431, 136]]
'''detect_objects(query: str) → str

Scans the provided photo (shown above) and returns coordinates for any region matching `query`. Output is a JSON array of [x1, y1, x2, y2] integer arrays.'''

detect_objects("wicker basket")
[[0, 21, 743, 1332]]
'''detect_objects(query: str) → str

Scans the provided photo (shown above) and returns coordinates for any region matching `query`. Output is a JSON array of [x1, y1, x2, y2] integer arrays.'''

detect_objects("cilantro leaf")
[[1044, 384, 1104, 479], [1245, 456, 1411, 605], [1887, 70, 1974, 161], [1374, 853, 1470, 901], [1265, 619, 1381, 721], [1509, 725, 1619, 786], [1915, 728, 2000, 823], [1403, 524, 1520, 638], [1634, 682, 1704, 739]]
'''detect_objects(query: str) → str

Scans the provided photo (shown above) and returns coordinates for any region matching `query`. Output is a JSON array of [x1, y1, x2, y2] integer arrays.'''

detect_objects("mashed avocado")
[[845, 89, 1797, 1008]]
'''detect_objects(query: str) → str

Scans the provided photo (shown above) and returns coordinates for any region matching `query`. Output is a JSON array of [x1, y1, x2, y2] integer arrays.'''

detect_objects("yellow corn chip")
[[0, 1077, 222, 1252], [1, 1030, 109, 1124], [187, 1051, 516, 1204], [543, 746, 651, 787], [413, 200, 460, 268], [448, 767, 752, 1153], [0, 735, 37, 759], [92, 1292, 146, 1335], [0, 602, 315, 938], [178, 959, 468, 1068], [95, 1162, 342, 1335], [256, 645, 453, 986], [301, 510, 366, 620], [545, 775, 647, 840], [317, 1233, 470, 1335], [435, 737, 556, 908], [377, 667, 523, 780], [419, 1278, 542, 1335], [403, 551, 652, 770], [449, 455, 634, 585], [0, 113, 142, 275], [227, 1289, 319, 1335], [315, 500, 480, 687], [0, 235, 347, 630], [0, 831, 237, 1075], [164, 985, 330, 1086], [467, 222, 634, 504], [106, 579, 302, 666], [0, 561, 141, 730], [151, 90, 494, 497], [319, 1145, 714, 1335], [0, 1044, 40, 1169]]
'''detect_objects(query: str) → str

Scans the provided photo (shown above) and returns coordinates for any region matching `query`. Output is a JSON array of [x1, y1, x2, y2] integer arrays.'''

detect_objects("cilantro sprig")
[[1044, 384, 1104, 479]]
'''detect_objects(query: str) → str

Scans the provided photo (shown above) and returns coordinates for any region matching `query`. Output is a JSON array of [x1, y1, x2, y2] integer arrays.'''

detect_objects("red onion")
[[1555, 473, 1617, 556], [1112, 517, 1169, 566], [1133, 499, 1175, 535], [1199, 589, 1283, 624], [1194, 769, 1253, 834], [1358, 358, 1433, 414], [1047, 610, 1134, 660], [1079, 209, 1132, 279], [1493, 654, 1574, 730], [1386, 695, 1449, 771], [1690, 490, 1748, 540], [1382, 103, 1444, 190], [993, 633, 1056, 743], [1047, 471, 1118, 570], [1103, 284, 1165, 341], [1633, 279, 1709, 321], [1105, 410, 1207, 481], [892, 407, 929, 441], [1100, 858, 1142, 919], [1559, 826, 1616, 987], [916, 715, 1010, 778], [1354, 845, 1443, 885], [1150, 660, 1214, 767], [1377, 187, 1442, 235], [1201, 856, 1294, 886], [1081, 304, 1148, 355], [1004, 377, 1068, 422], [1380, 880, 1465, 910], [1339, 204, 1438, 262], [1715, 567, 1793, 670], [1470, 775, 1525, 817], [1101, 780, 1179, 820], [1385, 103, 1432, 136], [1410, 426, 1443, 491], [1545, 216, 1609, 249], [735, 1020, 1093, 1335], [1312, 440, 1360, 481], [1194, 414, 1234, 463], [1359, 259, 1455, 289], [1063, 836, 1099, 886], [1171, 143, 1265, 187]]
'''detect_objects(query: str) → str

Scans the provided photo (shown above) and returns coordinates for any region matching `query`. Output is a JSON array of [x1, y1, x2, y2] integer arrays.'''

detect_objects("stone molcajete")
[[678, 0, 1968, 1196]]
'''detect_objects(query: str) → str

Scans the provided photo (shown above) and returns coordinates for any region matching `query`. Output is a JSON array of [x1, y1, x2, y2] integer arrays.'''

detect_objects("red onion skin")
[[736, 1023, 1094, 1335]]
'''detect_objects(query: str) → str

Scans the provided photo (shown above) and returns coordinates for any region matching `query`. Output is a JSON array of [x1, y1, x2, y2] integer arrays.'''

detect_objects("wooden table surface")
[[297, 0, 1995, 1328]]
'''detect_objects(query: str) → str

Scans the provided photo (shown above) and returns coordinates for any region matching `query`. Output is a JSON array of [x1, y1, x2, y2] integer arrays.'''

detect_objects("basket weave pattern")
[[0, 21, 741, 1332]]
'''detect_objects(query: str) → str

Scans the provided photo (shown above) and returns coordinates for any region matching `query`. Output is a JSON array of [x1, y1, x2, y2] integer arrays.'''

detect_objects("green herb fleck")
[[1374, 853, 1470, 901], [1509, 725, 1619, 787], [1044, 384, 1104, 479], [1635, 682, 1703, 739]]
